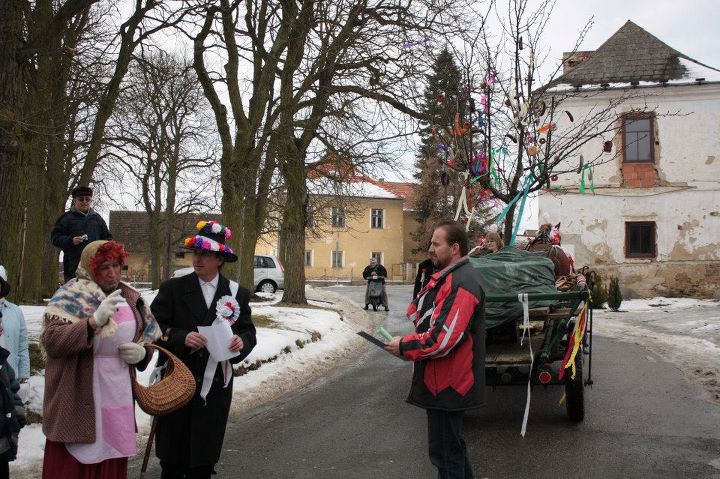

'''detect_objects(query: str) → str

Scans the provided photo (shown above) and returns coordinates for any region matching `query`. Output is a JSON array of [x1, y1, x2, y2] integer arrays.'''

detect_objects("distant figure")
[[413, 257, 434, 299], [0, 266, 29, 384], [485, 232, 504, 253], [362, 257, 389, 311], [469, 231, 504, 257], [51, 186, 112, 283]]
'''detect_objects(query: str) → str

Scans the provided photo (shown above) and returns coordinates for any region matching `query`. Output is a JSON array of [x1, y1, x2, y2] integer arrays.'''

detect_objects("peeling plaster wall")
[[539, 83, 720, 298], [547, 84, 720, 188]]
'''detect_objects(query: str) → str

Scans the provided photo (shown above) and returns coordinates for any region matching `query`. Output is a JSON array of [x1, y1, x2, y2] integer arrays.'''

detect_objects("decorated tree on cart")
[[424, 0, 651, 243]]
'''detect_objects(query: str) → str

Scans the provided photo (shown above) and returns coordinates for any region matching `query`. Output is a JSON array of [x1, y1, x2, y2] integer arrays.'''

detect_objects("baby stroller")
[[365, 276, 389, 311]]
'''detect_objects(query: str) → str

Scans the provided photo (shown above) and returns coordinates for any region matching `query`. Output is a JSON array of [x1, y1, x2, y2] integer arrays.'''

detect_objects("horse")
[[526, 223, 572, 277]]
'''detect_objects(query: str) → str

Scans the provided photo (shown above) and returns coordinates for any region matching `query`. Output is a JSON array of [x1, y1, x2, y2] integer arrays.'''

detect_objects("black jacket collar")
[[181, 272, 232, 326]]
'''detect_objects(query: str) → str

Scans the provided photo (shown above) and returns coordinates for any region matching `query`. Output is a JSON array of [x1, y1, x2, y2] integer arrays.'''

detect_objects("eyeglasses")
[[75, 196, 92, 202]]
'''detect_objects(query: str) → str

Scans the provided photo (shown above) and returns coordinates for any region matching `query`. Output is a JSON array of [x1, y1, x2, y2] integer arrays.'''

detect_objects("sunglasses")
[[75, 196, 92, 202]]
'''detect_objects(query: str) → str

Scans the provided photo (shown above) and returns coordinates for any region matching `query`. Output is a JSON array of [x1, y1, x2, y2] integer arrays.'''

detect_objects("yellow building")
[[257, 177, 424, 281]]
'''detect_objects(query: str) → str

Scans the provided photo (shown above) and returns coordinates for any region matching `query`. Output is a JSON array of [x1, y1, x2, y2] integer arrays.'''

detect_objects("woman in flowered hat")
[[40, 240, 161, 478], [151, 221, 256, 478]]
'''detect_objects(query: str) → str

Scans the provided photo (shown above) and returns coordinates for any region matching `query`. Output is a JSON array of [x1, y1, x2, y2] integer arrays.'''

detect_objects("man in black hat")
[[151, 220, 256, 479], [51, 186, 112, 282]]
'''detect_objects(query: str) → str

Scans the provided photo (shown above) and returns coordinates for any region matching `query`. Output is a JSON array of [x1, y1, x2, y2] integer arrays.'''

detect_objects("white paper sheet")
[[197, 321, 241, 362]]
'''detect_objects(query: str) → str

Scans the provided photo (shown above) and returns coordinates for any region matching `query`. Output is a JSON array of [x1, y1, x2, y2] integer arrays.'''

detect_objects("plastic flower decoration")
[[216, 295, 240, 324]]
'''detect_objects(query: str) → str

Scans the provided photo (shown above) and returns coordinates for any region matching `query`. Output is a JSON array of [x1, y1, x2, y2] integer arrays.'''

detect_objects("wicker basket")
[[131, 344, 196, 416]]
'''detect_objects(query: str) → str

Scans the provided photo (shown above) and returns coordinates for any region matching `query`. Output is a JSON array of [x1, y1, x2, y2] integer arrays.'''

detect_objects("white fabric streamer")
[[518, 293, 533, 437]]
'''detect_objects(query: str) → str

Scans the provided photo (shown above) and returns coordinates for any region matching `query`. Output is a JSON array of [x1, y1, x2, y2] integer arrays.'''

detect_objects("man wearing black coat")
[[51, 186, 112, 282], [151, 220, 256, 479]]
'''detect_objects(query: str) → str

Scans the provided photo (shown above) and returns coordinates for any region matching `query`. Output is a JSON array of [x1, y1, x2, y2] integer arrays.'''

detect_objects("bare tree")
[[0, 0, 184, 301], [105, 49, 219, 288], [271, 0, 472, 303], [443, 0, 651, 242]]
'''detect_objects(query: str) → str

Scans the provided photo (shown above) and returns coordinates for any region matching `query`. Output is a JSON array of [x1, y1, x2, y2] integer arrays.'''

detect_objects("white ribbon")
[[454, 172, 471, 222], [200, 321, 234, 404], [518, 293, 533, 437]]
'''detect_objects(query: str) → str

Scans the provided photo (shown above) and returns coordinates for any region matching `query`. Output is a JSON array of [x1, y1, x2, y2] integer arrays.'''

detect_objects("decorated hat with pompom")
[[183, 220, 238, 263]]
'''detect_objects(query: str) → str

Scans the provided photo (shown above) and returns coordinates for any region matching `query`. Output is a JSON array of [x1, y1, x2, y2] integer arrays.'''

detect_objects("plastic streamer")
[[509, 175, 533, 246]]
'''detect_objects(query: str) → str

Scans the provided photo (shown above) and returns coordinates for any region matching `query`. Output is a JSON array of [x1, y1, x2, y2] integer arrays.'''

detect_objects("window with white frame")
[[371, 208, 384, 229], [331, 207, 346, 228], [331, 250, 344, 268], [304, 250, 313, 267]]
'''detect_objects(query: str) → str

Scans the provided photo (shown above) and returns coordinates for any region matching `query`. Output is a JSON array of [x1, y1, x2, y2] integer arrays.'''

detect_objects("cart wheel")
[[565, 353, 584, 422]]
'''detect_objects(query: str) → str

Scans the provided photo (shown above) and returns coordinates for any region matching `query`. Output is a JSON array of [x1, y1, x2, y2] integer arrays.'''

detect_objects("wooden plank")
[[486, 337, 545, 365], [517, 320, 545, 332], [528, 307, 549, 318]]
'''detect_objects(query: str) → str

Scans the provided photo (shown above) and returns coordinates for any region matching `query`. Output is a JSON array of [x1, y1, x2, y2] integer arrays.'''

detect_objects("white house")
[[539, 21, 720, 298]]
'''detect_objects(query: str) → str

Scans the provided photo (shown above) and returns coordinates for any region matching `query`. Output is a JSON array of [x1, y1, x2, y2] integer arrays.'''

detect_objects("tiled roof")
[[109, 211, 222, 254], [369, 180, 417, 210], [548, 20, 720, 88]]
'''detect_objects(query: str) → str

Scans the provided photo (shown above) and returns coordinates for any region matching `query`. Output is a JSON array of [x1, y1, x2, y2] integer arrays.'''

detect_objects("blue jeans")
[[427, 409, 474, 479]]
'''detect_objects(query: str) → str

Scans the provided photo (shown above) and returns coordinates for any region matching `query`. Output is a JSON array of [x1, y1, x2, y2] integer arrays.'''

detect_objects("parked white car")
[[171, 255, 285, 293]]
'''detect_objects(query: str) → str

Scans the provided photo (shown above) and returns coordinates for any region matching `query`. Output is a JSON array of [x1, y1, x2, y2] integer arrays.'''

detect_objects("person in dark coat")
[[413, 257, 434, 299], [362, 258, 389, 311], [0, 290, 26, 478], [51, 186, 112, 282], [386, 221, 486, 479], [151, 220, 256, 479]]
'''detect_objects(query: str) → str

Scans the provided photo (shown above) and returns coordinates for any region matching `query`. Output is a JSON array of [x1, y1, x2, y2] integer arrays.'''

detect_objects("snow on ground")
[[593, 298, 720, 404], [12, 285, 378, 476]]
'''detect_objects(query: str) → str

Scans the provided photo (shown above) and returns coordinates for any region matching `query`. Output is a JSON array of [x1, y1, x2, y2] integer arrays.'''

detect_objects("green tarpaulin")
[[468, 247, 559, 329]]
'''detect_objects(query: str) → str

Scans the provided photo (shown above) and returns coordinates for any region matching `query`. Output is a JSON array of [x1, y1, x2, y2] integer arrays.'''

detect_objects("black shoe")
[[364, 305, 369, 310], [385, 307, 390, 311]]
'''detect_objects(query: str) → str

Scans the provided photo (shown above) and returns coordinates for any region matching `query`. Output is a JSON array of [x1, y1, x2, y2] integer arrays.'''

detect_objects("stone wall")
[[593, 261, 720, 299]]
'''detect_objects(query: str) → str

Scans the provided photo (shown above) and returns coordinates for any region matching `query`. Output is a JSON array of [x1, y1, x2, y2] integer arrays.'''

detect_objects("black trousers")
[[0, 452, 8, 479], [160, 461, 214, 479], [427, 409, 474, 479]]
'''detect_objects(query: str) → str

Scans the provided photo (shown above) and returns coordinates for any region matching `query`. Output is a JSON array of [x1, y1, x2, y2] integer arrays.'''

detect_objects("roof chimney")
[[562, 51, 593, 74]]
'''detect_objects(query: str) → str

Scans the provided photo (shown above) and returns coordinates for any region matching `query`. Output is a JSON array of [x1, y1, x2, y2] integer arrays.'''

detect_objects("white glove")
[[118, 342, 146, 365], [93, 290, 124, 328]]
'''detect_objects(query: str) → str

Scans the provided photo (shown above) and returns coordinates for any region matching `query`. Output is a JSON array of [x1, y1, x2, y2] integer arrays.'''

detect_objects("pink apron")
[[66, 302, 138, 463]]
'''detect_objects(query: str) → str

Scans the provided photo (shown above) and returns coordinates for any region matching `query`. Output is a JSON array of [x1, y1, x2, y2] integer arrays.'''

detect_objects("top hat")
[[183, 221, 238, 262]]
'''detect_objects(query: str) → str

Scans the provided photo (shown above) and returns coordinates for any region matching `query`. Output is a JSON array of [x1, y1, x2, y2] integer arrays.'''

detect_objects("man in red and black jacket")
[[386, 221, 485, 479]]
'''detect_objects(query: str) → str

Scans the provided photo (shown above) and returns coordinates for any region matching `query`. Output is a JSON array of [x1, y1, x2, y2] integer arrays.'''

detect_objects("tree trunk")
[[503, 206, 515, 246], [17, 141, 46, 302], [0, 0, 25, 297], [279, 161, 307, 304]]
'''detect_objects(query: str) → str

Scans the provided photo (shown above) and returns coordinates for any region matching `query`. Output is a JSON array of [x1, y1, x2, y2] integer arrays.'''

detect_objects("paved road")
[[133, 285, 720, 478]]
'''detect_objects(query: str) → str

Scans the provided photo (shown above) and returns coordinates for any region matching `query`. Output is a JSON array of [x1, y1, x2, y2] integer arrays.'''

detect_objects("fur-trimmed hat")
[[183, 221, 238, 262], [71, 186, 93, 198]]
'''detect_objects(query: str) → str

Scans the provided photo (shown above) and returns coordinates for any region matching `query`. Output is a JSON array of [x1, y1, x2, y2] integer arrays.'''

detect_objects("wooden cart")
[[484, 290, 593, 422]]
